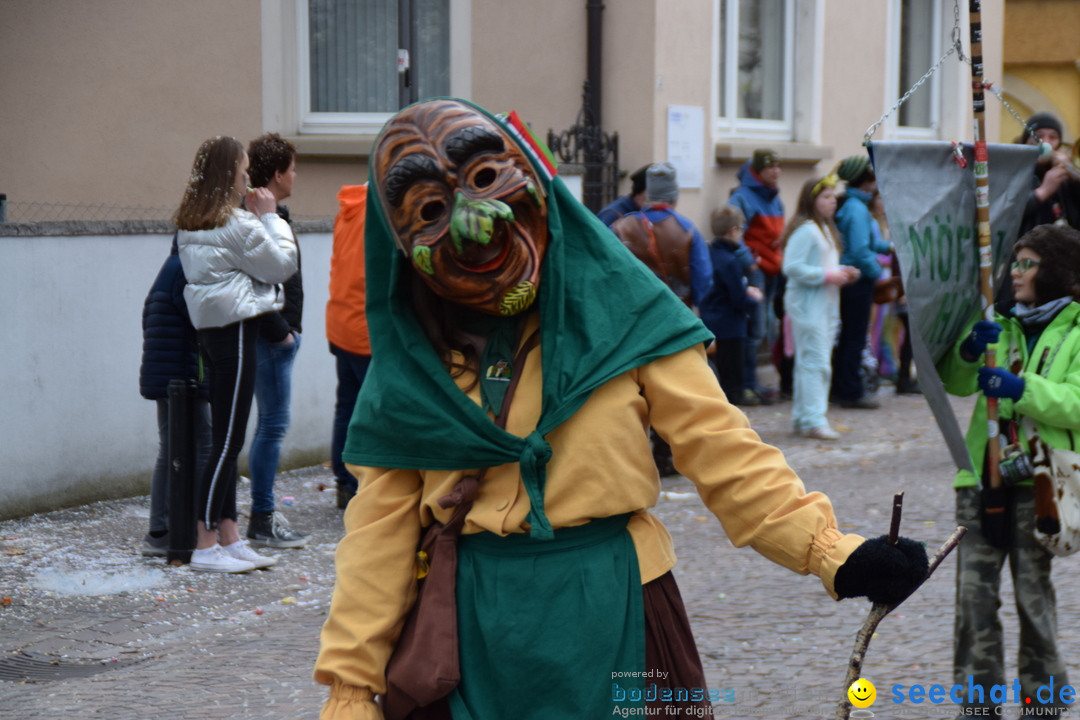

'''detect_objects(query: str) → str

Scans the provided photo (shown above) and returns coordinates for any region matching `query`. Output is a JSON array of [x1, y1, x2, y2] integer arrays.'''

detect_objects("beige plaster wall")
[[1, 0, 263, 219], [291, 157, 369, 220], [470, 0, 586, 147], [603, 0, 658, 199], [821, 1, 890, 175], [650, 0, 715, 228]]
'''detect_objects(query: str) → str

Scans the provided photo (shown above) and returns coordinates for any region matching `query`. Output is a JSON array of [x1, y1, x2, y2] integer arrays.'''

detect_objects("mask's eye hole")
[[420, 200, 446, 222], [474, 167, 497, 188]]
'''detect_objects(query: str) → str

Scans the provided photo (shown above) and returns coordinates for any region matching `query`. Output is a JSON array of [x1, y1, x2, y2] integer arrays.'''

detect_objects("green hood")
[[344, 99, 712, 538]]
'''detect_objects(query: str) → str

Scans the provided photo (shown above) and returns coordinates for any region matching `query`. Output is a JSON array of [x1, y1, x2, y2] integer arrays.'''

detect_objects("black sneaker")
[[337, 485, 356, 510], [838, 396, 881, 410], [139, 534, 168, 557], [247, 511, 308, 549], [896, 380, 922, 395]]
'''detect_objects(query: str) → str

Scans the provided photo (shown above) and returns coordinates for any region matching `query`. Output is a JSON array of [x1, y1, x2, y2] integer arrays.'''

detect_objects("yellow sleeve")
[[314, 465, 423, 713], [319, 686, 382, 720], [640, 345, 864, 598]]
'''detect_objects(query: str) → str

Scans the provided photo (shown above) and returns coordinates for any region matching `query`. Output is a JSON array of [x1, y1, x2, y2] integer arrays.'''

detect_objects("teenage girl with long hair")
[[175, 136, 298, 573]]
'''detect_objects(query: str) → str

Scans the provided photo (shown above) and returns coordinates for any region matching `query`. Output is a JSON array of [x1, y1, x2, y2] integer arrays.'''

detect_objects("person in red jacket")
[[728, 149, 785, 403], [326, 184, 372, 509]]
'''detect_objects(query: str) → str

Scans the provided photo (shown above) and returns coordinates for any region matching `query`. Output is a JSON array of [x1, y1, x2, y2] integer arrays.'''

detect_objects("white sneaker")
[[801, 425, 840, 441], [190, 544, 257, 573], [222, 540, 277, 569]]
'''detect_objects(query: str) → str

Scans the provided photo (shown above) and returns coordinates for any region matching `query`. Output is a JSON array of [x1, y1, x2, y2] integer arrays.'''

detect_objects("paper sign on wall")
[[666, 105, 704, 189]]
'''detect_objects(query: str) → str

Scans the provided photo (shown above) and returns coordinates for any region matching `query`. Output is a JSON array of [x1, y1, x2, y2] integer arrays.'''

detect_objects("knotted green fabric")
[[343, 99, 713, 538]]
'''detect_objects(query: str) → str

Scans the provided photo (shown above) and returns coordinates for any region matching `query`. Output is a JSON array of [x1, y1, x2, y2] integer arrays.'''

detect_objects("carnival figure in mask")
[[315, 99, 929, 720]]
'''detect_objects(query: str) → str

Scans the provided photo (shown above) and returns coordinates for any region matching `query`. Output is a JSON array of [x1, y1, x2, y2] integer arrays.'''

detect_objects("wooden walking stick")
[[969, 0, 1003, 493], [835, 493, 967, 720]]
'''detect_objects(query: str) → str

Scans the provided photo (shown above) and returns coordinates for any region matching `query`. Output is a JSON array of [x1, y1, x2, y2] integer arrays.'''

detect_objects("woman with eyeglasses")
[[938, 224, 1080, 717]]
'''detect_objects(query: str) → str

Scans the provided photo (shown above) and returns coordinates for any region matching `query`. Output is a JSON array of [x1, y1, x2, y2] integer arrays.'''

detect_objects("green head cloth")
[[343, 98, 713, 538]]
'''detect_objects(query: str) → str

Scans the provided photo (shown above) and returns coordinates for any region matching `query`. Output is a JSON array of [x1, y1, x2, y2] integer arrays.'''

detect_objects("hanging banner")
[[869, 141, 1037, 471]]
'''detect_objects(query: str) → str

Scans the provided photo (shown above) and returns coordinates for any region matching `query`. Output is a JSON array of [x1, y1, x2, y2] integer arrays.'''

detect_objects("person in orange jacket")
[[326, 184, 372, 509]]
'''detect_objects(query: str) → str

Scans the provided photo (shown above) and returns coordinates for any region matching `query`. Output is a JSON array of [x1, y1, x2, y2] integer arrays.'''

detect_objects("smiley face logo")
[[848, 678, 876, 708]]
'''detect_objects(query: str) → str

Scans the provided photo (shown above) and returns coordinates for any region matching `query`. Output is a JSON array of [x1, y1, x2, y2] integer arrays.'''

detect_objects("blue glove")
[[961, 320, 1002, 360], [977, 367, 1025, 400]]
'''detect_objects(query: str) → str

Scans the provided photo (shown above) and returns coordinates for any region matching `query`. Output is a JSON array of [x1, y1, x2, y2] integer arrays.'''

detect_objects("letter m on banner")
[[869, 141, 1037, 471]]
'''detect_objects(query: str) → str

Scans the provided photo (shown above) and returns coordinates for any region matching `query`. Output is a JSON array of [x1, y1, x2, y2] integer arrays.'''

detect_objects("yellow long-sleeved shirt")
[[314, 321, 864, 719]]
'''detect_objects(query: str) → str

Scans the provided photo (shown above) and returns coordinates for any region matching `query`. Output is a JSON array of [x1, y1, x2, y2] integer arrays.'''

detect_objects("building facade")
[[2, 0, 1008, 231]]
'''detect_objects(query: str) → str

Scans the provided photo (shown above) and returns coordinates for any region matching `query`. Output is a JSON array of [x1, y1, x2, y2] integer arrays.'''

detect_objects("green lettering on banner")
[[907, 224, 934, 279], [935, 215, 953, 281]]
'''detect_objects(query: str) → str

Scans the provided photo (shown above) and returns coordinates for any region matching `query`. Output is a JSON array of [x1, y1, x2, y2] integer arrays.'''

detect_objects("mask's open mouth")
[[456, 223, 511, 273]]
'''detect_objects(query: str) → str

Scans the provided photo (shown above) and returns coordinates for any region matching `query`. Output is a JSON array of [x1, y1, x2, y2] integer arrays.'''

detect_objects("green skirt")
[[448, 514, 645, 719]]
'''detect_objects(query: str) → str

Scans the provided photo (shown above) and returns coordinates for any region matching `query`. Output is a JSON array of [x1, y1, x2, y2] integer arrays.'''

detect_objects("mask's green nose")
[[450, 192, 515, 253]]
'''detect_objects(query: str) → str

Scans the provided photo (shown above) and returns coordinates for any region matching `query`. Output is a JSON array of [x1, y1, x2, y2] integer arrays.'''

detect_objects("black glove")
[[979, 485, 1012, 549], [834, 535, 929, 605]]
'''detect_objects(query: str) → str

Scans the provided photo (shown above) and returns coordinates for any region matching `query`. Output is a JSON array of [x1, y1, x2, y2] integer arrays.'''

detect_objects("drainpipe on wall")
[[0, 194, 6, 223], [584, 0, 605, 211], [586, 0, 603, 128]]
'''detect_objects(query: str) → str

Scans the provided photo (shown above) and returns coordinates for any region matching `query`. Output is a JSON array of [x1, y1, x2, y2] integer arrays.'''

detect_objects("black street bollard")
[[166, 379, 198, 564]]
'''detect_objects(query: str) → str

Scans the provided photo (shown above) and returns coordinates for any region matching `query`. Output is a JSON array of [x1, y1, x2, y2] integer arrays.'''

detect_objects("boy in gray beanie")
[[646, 162, 680, 204]]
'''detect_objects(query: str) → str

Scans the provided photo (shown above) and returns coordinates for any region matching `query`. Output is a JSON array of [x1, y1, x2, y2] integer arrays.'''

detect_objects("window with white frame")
[[716, 0, 795, 139], [298, 0, 451, 134], [893, 0, 942, 136]]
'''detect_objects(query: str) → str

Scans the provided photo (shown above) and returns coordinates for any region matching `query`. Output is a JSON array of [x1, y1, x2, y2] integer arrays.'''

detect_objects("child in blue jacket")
[[700, 206, 763, 404]]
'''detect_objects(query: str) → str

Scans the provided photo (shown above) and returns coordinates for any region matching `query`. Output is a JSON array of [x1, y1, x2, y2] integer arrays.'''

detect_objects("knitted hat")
[[646, 162, 679, 203], [1021, 112, 1064, 145], [835, 155, 873, 185], [752, 149, 779, 173], [629, 165, 651, 196]]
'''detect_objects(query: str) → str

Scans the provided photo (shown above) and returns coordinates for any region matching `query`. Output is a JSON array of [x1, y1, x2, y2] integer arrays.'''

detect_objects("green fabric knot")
[[520, 431, 554, 539]]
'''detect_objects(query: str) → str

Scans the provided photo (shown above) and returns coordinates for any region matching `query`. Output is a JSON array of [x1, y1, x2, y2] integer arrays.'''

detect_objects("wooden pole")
[[969, 0, 1002, 490]]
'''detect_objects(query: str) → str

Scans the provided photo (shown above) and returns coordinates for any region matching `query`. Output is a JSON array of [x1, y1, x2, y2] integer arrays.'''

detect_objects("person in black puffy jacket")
[[138, 235, 211, 557]]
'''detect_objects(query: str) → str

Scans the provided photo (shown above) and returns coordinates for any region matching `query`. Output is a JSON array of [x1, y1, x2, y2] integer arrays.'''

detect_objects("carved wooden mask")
[[373, 99, 549, 316]]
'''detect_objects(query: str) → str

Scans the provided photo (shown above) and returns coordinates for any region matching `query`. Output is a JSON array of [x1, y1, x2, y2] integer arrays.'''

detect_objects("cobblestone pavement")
[[1, 383, 1077, 719]]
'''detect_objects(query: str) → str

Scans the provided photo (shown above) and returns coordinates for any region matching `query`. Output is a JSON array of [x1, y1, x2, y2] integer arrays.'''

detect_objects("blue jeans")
[[330, 343, 371, 493], [249, 331, 301, 514], [742, 268, 769, 393]]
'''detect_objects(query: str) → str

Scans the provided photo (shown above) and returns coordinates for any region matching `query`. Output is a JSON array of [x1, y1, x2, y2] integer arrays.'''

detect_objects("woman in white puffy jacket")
[[175, 136, 298, 573]]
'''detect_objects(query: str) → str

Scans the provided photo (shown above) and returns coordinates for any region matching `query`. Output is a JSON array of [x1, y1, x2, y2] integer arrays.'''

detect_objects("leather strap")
[[437, 325, 541, 534], [638, 215, 670, 286]]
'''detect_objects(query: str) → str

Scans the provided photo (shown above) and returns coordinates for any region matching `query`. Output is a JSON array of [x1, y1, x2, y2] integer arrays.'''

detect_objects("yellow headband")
[[812, 173, 839, 198]]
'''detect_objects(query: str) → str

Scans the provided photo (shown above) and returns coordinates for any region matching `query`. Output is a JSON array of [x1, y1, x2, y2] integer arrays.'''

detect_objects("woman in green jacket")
[[938, 224, 1080, 717]]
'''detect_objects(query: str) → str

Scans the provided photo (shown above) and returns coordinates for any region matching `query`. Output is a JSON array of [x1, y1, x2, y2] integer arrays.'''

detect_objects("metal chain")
[[863, 43, 960, 144], [983, 79, 1033, 135], [864, 0, 1030, 143], [864, 0, 965, 144], [948, 45, 1033, 137]]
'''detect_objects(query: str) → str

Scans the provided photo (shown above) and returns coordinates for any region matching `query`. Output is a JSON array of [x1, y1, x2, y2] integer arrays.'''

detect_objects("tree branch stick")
[[835, 526, 968, 720], [888, 492, 904, 545]]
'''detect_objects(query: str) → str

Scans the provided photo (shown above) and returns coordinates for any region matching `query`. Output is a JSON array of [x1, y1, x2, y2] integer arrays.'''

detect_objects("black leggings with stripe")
[[197, 319, 257, 529]]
